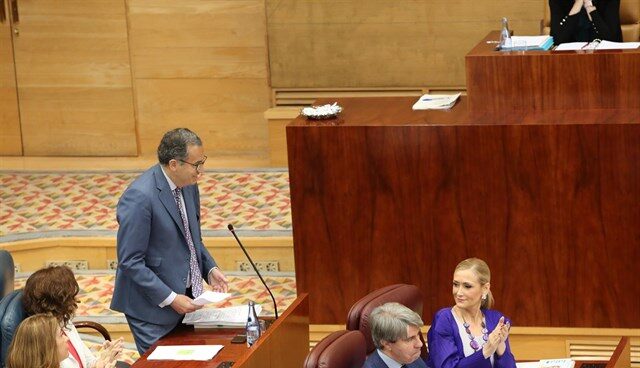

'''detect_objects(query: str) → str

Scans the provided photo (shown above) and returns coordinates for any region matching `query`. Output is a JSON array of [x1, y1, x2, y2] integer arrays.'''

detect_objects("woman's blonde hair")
[[6, 314, 63, 368], [455, 258, 494, 309]]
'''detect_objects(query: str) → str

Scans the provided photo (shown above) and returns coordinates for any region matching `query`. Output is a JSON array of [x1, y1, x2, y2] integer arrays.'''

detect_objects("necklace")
[[460, 311, 488, 351]]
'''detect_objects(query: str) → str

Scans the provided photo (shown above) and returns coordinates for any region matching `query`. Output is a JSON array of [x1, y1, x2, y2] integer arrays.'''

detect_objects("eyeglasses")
[[178, 155, 207, 172]]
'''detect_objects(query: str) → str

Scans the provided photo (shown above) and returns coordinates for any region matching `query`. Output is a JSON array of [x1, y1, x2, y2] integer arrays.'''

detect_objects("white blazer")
[[60, 323, 97, 368]]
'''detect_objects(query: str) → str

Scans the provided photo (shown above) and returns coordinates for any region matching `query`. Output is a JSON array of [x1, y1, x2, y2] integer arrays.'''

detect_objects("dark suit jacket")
[[364, 350, 428, 368], [110, 164, 217, 326], [549, 0, 622, 44]]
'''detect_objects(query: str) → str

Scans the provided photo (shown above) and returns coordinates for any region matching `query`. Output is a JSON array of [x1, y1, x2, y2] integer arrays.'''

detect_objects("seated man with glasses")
[[111, 128, 229, 354], [365, 302, 428, 368]]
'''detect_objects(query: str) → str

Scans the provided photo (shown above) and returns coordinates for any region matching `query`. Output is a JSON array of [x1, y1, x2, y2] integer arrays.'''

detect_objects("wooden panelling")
[[287, 97, 640, 327], [135, 79, 270, 157], [127, 0, 270, 159], [13, 0, 137, 156], [266, 0, 544, 88], [0, 7, 21, 155]]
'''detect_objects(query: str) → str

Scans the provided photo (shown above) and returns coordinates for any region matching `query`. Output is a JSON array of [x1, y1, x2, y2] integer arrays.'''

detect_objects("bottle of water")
[[246, 300, 261, 347], [499, 17, 512, 49]]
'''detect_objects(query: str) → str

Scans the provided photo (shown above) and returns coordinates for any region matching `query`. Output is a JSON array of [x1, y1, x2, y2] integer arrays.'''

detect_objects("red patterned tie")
[[173, 188, 204, 297]]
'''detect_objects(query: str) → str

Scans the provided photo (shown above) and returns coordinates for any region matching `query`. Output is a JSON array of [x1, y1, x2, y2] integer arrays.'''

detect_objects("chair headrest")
[[0, 251, 15, 299], [303, 330, 366, 368]]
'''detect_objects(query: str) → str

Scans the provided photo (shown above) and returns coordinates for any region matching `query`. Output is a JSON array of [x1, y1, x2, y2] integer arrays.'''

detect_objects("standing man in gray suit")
[[111, 128, 229, 354]]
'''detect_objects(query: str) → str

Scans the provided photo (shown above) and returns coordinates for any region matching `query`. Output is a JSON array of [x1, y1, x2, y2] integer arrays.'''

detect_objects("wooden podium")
[[466, 31, 640, 111], [131, 294, 309, 368], [286, 33, 640, 327]]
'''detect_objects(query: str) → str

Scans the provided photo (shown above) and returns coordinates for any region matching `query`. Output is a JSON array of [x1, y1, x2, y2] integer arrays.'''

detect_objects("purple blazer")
[[427, 308, 516, 368]]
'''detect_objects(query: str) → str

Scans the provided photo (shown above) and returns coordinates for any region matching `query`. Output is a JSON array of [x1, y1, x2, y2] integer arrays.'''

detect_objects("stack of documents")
[[412, 93, 461, 110], [147, 345, 224, 361], [555, 40, 640, 51], [183, 304, 263, 328], [501, 36, 554, 51]]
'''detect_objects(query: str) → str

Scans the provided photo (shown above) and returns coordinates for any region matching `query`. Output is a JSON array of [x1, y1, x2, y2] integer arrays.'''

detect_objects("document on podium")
[[412, 93, 461, 110], [183, 304, 263, 328], [147, 345, 224, 361], [191, 291, 231, 306], [555, 40, 640, 51]]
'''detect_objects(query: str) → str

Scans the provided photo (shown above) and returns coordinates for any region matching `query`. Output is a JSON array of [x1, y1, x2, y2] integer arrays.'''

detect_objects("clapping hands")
[[482, 317, 511, 359], [93, 337, 124, 368]]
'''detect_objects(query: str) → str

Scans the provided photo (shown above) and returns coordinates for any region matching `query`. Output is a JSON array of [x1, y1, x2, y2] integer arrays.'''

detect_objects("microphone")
[[227, 224, 279, 319]]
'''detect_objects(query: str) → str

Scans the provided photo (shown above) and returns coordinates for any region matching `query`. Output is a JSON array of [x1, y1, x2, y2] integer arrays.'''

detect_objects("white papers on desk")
[[191, 291, 231, 306], [515, 358, 575, 368], [147, 345, 223, 361], [183, 304, 263, 327], [555, 40, 640, 50], [412, 93, 461, 110]]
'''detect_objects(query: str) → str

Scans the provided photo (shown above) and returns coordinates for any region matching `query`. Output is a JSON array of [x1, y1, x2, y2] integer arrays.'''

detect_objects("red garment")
[[64, 331, 84, 368]]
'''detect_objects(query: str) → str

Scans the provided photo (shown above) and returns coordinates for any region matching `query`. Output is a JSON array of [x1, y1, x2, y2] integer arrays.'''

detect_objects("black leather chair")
[[304, 330, 367, 368], [346, 284, 428, 361], [0, 251, 15, 299], [0, 290, 26, 366]]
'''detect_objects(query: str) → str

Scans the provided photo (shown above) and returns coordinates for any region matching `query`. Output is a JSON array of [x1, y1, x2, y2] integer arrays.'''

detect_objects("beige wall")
[[1, 0, 554, 160], [127, 0, 271, 159], [267, 0, 544, 88]]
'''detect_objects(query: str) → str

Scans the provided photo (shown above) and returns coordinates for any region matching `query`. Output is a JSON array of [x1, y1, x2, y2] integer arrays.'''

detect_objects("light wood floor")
[[0, 154, 271, 171]]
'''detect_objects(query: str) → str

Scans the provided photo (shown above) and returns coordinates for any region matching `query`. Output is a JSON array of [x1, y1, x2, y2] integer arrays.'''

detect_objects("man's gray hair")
[[370, 302, 423, 349], [157, 128, 202, 165]]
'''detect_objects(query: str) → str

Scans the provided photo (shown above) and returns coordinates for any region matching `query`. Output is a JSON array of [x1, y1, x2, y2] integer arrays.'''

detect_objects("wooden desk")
[[466, 32, 640, 111], [131, 294, 309, 368], [572, 337, 631, 368], [286, 96, 640, 327]]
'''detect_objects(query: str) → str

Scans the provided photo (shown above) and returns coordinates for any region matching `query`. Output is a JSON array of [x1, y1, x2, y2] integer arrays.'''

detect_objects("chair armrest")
[[74, 320, 111, 341]]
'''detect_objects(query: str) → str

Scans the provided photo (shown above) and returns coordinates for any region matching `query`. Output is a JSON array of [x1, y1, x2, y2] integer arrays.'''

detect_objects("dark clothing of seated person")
[[363, 302, 427, 368], [550, 0, 622, 44]]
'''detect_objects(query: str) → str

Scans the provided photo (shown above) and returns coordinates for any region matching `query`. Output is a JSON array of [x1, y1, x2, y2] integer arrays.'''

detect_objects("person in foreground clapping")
[[7, 314, 70, 368], [427, 258, 516, 368], [23, 266, 123, 368], [549, 0, 622, 44]]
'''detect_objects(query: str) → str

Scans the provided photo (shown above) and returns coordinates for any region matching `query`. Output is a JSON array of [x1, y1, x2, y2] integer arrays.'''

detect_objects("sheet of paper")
[[183, 304, 263, 325], [555, 41, 640, 51], [516, 362, 540, 368], [596, 40, 640, 50], [554, 42, 587, 51], [147, 345, 223, 361], [192, 291, 231, 306]]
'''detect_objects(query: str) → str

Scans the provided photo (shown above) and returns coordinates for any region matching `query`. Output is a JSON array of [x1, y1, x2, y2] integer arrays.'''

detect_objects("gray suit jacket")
[[110, 164, 217, 326]]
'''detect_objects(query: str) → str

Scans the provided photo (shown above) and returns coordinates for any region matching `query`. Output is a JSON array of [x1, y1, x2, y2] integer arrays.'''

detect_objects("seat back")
[[346, 284, 425, 356], [0, 290, 26, 367], [541, 0, 640, 41], [304, 330, 366, 368], [0, 251, 15, 299]]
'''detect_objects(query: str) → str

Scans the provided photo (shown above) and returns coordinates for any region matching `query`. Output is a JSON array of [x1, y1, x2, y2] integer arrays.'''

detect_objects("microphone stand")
[[227, 224, 279, 319]]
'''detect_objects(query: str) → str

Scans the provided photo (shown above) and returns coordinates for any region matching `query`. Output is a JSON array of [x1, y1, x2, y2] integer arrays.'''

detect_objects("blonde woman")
[[427, 258, 516, 368], [7, 314, 70, 368]]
